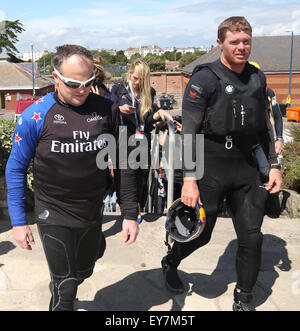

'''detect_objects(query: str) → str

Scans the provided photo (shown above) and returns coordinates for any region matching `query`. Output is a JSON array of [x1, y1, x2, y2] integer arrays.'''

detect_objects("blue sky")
[[1, 0, 300, 54]]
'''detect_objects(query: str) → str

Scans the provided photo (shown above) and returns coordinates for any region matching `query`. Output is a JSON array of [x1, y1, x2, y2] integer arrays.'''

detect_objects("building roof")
[[182, 35, 300, 75], [0, 60, 54, 91], [0, 51, 23, 63]]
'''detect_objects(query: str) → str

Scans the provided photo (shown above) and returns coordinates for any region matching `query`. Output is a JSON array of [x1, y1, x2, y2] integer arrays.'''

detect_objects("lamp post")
[[286, 30, 294, 108], [31, 43, 35, 99]]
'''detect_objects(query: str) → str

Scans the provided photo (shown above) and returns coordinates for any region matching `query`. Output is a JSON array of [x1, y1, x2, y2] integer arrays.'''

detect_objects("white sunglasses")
[[54, 67, 95, 89]]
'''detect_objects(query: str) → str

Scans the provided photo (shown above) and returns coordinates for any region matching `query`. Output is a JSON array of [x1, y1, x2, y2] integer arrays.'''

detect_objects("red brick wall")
[[150, 72, 190, 106], [266, 73, 300, 107], [1, 86, 54, 111]]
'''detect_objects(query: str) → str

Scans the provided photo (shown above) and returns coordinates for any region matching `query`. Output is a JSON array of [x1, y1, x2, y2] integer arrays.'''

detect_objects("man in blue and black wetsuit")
[[5, 45, 139, 311], [161, 17, 282, 311], [253, 87, 284, 176]]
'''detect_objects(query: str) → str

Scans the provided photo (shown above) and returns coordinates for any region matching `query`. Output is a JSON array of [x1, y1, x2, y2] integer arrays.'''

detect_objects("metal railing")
[[147, 117, 176, 212]]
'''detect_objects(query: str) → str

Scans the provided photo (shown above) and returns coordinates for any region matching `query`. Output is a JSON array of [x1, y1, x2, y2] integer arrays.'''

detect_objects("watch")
[[275, 137, 284, 143], [270, 164, 281, 170]]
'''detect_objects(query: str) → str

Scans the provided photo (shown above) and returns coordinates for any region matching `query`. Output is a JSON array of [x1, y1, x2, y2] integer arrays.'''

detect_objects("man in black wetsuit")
[[161, 17, 282, 311], [6, 45, 139, 311]]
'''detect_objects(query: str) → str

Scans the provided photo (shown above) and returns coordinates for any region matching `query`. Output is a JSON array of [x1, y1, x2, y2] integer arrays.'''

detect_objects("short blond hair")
[[218, 16, 252, 43]]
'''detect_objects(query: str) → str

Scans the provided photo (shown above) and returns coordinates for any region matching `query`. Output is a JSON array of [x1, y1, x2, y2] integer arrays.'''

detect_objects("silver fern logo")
[[39, 210, 50, 220]]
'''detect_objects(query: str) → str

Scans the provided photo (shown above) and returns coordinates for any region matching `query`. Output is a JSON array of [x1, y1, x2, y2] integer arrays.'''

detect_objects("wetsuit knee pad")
[[50, 277, 78, 311]]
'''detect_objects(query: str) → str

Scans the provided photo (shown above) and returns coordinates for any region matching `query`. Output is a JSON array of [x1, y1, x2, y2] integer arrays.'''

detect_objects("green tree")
[[91, 50, 115, 65], [179, 50, 206, 68], [143, 53, 165, 72], [129, 53, 142, 63], [163, 51, 182, 62], [38, 52, 55, 71], [115, 50, 127, 66], [0, 20, 25, 55]]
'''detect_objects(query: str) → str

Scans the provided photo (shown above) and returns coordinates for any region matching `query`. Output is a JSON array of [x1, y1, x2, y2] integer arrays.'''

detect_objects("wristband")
[[270, 164, 281, 170]]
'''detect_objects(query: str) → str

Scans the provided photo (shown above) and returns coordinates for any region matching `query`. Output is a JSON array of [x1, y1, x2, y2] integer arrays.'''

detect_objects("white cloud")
[[14, 0, 300, 54]]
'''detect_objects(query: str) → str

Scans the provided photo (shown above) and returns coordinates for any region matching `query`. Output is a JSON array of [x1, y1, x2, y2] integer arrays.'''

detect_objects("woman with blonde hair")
[[111, 59, 171, 132], [111, 59, 173, 221]]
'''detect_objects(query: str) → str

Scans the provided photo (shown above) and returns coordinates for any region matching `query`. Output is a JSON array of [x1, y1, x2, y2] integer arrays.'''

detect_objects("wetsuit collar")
[[54, 92, 89, 112]]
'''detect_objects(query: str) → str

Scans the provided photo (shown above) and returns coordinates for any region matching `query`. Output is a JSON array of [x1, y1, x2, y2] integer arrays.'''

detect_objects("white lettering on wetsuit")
[[225, 135, 233, 150], [51, 130, 107, 153]]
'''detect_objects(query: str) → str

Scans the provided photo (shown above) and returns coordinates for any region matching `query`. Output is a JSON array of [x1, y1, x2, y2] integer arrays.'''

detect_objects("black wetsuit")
[[166, 59, 277, 294], [110, 82, 158, 209]]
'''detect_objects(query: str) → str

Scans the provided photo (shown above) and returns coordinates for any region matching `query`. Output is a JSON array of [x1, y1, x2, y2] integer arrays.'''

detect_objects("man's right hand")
[[181, 177, 202, 208], [13, 225, 35, 250]]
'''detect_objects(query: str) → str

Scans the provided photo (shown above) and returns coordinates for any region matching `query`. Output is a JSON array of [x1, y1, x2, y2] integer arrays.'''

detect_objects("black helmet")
[[164, 198, 206, 243]]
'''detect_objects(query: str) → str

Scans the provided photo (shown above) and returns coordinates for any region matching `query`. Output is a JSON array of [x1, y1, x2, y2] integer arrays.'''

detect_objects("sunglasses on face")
[[54, 67, 95, 89]]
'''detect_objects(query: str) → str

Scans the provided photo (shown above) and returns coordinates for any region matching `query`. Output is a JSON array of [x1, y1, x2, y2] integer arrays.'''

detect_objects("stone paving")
[[0, 210, 300, 311]]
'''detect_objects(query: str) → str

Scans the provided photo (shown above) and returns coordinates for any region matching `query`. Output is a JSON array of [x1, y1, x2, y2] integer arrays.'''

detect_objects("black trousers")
[[38, 223, 106, 310], [167, 154, 268, 293]]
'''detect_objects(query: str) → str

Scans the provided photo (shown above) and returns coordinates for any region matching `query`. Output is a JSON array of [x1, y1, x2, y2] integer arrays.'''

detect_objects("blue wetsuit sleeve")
[[267, 89, 283, 138], [271, 101, 283, 138], [5, 94, 54, 226]]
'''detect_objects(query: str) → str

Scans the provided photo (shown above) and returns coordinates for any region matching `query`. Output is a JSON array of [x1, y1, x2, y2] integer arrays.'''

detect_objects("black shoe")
[[232, 301, 254, 311], [161, 256, 184, 294], [232, 288, 255, 311]]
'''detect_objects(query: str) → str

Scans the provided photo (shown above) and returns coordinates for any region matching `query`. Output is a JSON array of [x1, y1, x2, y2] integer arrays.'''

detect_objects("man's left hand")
[[265, 168, 282, 194], [122, 219, 139, 245]]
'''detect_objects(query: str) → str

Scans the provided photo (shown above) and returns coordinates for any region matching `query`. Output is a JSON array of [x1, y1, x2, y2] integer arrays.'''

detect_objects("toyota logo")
[[54, 114, 65, 121]]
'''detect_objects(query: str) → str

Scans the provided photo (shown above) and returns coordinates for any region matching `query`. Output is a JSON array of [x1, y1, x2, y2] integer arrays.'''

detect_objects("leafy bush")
[[0, 119, 34, 210], [0, 119, 16, 173], [282, 124, 300, 193]]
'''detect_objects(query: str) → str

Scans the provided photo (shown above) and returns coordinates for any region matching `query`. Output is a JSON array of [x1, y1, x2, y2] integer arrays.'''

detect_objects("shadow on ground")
[[75, 234, 291, 311]]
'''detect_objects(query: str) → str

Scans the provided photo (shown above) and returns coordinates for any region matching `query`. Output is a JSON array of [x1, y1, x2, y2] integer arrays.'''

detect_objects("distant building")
[[124, 47, 140, 59], [123, 44, 211, 60], [22, 49, 48, 62], [163, 46, 210, 55], [0, 52, 54, 111], [140, 45, 164, 57], [98, 48, 117, 56]]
